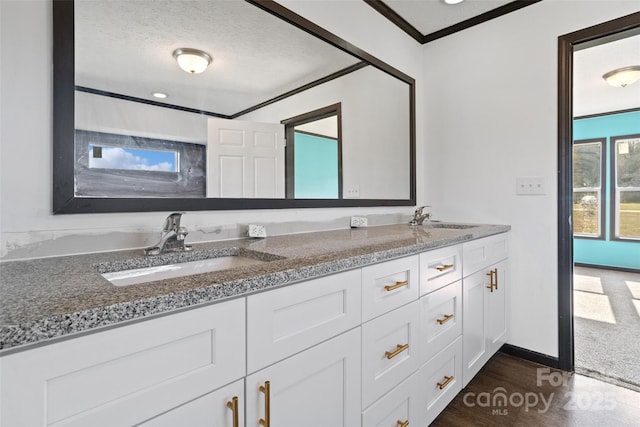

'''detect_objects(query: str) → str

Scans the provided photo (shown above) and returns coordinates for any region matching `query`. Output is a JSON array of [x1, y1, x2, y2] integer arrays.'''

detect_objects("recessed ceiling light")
[[152, 92, 168, 99], [444, 0, 465, 4]]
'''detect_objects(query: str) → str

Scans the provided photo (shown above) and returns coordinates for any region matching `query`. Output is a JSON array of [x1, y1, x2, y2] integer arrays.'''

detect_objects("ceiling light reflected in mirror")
[[173, 48, 213, 74], [602, 65, 640, 88]]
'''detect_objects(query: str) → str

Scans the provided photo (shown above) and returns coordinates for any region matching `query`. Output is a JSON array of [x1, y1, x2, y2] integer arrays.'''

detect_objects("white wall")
[[241, 66, 410, 199], [0, 0, 422, 260], [422, 0, 639, 357]]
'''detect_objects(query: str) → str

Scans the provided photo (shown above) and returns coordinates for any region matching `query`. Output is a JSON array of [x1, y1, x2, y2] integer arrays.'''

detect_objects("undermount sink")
[[102, 255, 269, 287], [421, 223, 479, 230]]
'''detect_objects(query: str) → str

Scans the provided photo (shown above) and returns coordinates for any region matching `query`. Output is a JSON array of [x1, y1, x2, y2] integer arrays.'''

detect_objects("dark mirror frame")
[[53, 0, 416, 214]]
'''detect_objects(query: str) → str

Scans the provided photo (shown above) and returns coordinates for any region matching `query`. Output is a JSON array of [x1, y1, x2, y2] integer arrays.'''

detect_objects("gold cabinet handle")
[[436, 314, 454, 325], [384, 280, 409, 291], [437, 375, 454, 390], [385, 343, 409, 359], [259, 381, 270, 427], [397, 420, 409, 427], [486, 269, 498, 292], [486, 270, 495, 292], [226, 396, 239, 427], [435, 264, 454, 272]]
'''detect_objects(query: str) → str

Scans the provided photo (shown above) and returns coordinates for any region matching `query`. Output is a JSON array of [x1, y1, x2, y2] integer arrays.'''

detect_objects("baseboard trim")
[[575, 263, 640, 274], [500, 344, 561, 370]]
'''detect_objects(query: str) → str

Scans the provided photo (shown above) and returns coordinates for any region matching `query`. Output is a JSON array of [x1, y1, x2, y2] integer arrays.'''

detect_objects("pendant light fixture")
[[173, 48, 213, 74]]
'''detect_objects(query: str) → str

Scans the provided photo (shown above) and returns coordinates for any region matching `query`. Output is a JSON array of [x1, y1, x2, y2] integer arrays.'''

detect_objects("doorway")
[[282, 103, 343, 199], [557, 12, 640, 377]]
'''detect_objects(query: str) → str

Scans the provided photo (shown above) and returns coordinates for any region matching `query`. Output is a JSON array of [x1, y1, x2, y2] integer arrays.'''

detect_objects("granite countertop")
[[0, 222, 509, 354]]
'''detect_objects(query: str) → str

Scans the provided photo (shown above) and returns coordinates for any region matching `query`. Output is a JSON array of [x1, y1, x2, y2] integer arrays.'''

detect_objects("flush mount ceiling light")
[[443, 0, 465, 4], [172, 48, 213, 74], [152, 92, 168, 99], [602, 65, 640, 88]]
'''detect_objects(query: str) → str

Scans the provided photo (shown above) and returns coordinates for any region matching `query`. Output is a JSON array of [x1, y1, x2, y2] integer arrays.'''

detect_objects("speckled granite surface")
[[0, 222, 509, 354]]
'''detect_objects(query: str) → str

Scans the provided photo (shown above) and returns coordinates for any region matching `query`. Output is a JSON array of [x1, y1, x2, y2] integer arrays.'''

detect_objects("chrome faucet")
[[144, 212, 193, 255], [409, 206, 431, 226]]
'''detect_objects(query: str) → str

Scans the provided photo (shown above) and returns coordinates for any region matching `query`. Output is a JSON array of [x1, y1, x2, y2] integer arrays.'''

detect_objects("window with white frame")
[[612, 135, 640, 241], [573, 139, 605, 238]]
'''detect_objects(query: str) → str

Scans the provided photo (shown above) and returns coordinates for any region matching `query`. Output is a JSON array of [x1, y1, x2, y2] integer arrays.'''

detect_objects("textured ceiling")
[[75, 0, 359, 116], [574, 34, 640, 117], [75, 1, 638, 118]]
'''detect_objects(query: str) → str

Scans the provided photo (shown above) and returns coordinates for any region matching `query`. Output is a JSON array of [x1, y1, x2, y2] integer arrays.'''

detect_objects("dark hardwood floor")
[[431, 352, 640, 426]]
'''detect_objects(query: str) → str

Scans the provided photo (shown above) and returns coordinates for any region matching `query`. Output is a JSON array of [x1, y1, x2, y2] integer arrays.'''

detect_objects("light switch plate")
[[516, 177, 546, 195]]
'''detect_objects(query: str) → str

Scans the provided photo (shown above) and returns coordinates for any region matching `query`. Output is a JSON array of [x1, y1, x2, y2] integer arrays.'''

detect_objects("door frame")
[[557, 12, 640, 372], [282, 103, 343, 199]]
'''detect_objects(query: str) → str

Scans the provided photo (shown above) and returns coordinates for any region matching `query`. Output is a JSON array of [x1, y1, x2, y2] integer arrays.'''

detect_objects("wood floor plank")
[[431, 352, 640, 426]]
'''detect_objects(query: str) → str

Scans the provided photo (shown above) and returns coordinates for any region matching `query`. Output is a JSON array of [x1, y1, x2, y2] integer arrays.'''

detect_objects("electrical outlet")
[[345, 185, 360, 198], [350, 216, 368, 228], [248, 224, 267, 238], [516, 177, 546, 195]]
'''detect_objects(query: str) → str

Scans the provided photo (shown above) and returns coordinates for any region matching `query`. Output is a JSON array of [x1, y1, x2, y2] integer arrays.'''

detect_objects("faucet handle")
[[414, 205, 431, 216], [163, 212, 185, 232]]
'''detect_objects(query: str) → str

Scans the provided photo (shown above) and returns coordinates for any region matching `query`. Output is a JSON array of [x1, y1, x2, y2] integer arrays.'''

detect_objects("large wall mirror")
[[53, 0, 416, 213]]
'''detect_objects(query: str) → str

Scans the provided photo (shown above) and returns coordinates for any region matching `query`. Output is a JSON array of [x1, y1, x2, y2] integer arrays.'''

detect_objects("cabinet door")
[[487, 259, 508, 354], [0, 299, 245, 427], [247, 269, 361, 374], [362, 301, 420, 409], [462, 260, 508, 387], [462, 268, 489, 387], [139, 379, 244, 427], [246, 328, 361, 427]]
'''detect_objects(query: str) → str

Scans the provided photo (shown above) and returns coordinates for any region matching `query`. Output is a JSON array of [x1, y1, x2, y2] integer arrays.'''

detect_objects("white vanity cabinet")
[[0, 231, 510, 427], [462, 233, 509, 387], [0, 298, 246, 427]]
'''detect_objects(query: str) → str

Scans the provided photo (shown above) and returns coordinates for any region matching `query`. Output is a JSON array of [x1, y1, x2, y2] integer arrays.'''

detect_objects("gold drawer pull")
[[384, 280, 409, 291], [437, 375, 454, 390], [259, 381, 270, 427], [226, 396, 239, 427], [385, 343, 409, 359], [436, 314, 454, 325], [435, 264, 454, 272], [397, 420, 409, 427], [494, 268, 499, 290]]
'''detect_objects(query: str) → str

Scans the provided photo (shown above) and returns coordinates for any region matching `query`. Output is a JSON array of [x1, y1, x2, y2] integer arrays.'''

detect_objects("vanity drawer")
[[462, 233, 508, 277], [246, 269, 361, 373], [361, 371, 424, 426], [362, 300, 420, 409], [362, 255, 419, 322], [419, 280, 462, 363], [420, 336, 463, 426], [419, 244, 462, 294], [0, 299, 246, 427]]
